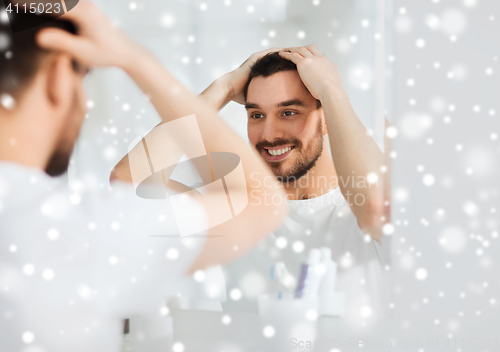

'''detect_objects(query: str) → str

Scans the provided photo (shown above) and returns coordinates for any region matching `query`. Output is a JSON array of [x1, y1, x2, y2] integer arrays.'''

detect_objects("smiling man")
[[196, 46, 392, 320], [244, 54, 326, 187], [112, 46, 391, 320]]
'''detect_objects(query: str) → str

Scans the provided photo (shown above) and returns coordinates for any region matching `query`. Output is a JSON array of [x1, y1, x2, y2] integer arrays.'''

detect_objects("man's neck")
[[282, 150, 338, 200], [0, 119, 52, 171]]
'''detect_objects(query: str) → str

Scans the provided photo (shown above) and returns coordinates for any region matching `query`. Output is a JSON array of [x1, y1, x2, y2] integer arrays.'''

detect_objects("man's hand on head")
[[35, 1, 144, 70], [279, 45, 343, 102], [222, 47, 283, 105]]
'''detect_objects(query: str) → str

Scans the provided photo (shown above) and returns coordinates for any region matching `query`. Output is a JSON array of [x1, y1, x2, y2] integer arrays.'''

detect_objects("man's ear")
[[45, 53, 74, 113]]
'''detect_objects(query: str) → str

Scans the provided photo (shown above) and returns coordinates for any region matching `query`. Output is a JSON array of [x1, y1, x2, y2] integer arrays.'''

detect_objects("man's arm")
[[109, 123, 193, 194], [280, 45, 386, 241], [37, 2, 288, 272]]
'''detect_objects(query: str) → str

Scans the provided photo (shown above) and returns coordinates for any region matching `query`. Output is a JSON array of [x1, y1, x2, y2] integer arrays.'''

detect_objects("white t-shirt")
[[222, 187, 391, 323], [0, 162, 207, 352]]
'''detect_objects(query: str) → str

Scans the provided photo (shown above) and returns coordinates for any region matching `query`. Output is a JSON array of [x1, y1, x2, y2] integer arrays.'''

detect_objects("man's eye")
[[251, 113, 264, 119], [283, 111, 297, 117]]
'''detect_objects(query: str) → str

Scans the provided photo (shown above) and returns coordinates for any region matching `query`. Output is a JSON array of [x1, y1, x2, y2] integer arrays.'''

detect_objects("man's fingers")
[[284, 46, 313, 58], [278, 51, 303, 64], [37, 28, 76, 50], [264, 47, 283, 54], [305, 44, 323, 56], [36, 28, 93, 61], [244, 47, 284, 69]]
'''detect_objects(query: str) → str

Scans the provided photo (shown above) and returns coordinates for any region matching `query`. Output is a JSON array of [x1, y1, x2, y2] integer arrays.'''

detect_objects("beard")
[[255, 119, 324, 183], [45, 146, 73, 177], [45, 91, 84, 177], [45, 108, 81, 177]]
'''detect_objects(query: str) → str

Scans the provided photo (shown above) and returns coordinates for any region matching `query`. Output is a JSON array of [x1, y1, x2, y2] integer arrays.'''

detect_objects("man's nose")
[[261, 116, 285, 142]]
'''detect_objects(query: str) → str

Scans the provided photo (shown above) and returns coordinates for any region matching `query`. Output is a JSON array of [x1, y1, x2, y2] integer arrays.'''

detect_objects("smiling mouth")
[[263, 146, 295, 161], [266, 146, 294, 156]]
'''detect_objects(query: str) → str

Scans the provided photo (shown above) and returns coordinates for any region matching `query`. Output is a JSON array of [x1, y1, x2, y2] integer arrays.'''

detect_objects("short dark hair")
[[243, 51, 321, 108], [0, 12, 77, 101]]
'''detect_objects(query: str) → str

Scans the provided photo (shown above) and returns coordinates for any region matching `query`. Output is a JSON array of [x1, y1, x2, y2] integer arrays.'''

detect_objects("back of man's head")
[[0, 13, 76, 108], [243, 51, 321, 108]]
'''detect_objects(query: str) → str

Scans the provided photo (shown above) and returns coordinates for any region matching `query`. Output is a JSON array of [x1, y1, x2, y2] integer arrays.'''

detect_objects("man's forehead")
[[246, 71, 316, 109]]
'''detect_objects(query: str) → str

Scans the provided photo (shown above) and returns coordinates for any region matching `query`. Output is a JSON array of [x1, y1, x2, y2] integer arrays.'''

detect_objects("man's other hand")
[[279, 45, 343, 101], [223, 47, 283, 105]]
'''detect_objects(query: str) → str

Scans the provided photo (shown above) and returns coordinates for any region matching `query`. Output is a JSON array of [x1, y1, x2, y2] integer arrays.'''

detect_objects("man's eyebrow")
[[277, 99, 306, 107], [245, 99, 307, 110], [245, 102, 260, 110]]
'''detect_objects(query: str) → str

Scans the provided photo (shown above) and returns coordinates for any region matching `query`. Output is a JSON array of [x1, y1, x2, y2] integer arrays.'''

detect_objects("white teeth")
[[267, 147, 292, 156]]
